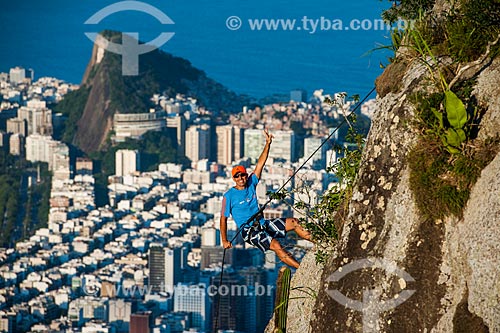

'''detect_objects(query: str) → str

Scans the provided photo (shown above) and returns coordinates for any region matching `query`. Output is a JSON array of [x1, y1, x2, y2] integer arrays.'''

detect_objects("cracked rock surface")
[[266, 55, 500, 333]]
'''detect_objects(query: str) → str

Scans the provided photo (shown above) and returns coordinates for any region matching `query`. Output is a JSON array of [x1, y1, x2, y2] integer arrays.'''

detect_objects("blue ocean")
[[0, 0, 392, 98]]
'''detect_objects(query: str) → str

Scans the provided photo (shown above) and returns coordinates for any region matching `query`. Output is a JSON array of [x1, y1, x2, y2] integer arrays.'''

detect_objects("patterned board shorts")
[[241, 218, 287, 252]]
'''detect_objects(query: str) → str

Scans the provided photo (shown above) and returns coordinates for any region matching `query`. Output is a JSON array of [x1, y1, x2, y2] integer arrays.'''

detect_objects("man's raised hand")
[[264, 129, 274, 144]]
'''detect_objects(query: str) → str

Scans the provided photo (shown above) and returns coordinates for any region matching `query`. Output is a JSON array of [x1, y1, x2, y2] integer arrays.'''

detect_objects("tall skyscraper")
[[148, 245, 182, 293], [165, 247, 182, 288], [173, 284, 211, 331], [216, 125, 244, 163], [185, 124, 210, 162], [244, 129, 266, 162], [239, 267, 275, 333], [216, 125, 234, 165], [25, 134, 52, 164], [148, 246, 165, 293], [304, 136, 327, 169], [115, 149, 140, 176], [211, 271, 245, 332], [269, 130, 296, 162]]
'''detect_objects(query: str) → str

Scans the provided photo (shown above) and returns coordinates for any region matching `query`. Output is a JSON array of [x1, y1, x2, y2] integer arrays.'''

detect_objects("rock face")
[[74, 52, 115, 153], [266, 53, 500, 333]]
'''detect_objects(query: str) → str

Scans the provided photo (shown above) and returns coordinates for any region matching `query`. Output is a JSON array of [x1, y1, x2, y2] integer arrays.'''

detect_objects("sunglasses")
[[233, 173, 248, 179]]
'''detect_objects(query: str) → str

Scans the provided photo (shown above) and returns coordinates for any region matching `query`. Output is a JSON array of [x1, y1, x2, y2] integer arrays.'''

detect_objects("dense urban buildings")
[[0, 66, 376, 333]]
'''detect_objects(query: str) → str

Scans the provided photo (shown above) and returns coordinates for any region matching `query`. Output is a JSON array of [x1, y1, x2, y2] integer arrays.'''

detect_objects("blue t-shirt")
[[221, 173, 264, 228]]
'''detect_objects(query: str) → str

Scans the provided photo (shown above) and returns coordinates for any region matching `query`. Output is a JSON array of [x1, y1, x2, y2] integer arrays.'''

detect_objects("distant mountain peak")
[[62, 31, 248, 153]]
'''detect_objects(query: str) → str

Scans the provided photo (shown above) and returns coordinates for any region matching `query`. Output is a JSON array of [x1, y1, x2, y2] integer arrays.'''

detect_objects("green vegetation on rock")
[[381, 0, 500, 222], [52, 86, 90, 144]]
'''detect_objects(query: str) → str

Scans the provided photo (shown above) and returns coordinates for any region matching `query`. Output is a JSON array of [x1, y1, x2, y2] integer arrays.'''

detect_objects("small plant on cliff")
[[429, 90, 473, 154], [269, 94, 365, 263], [408, 77, 497, 221]]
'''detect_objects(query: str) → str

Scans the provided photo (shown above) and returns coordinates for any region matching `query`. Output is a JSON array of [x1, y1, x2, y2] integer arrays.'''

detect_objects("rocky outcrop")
[[71, 32, 248, 153], [266, 41, 500, 333], [73, 53, 115, 152]]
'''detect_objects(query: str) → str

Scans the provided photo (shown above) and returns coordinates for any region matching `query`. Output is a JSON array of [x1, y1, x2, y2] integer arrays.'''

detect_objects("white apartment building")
[[17, 100, 53, 136], [113, 111, 165, 142], [173, 284, 211, 331], [216, 125, 234, 165], [52, 144, 71, 180], [9, 67, 25, 85], [165, 247, 181, 288], [269, 130, 296, 163], [245, 129, 296, 163], [201, 226, 219, 247], [26, 134, 69, 172], [9, 133, 23, 156], [244, 129, 266, 163], [234, 126, 244, 161], [303, 136, 327, 169], [185, 124, 210, 162], [215, 125, 243, 165], [6, 118, 27, 136], [115, 149, 140, 176]]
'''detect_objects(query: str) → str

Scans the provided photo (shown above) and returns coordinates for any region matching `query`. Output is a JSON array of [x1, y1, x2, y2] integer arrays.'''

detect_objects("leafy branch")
[[266, 95, 365, 263]]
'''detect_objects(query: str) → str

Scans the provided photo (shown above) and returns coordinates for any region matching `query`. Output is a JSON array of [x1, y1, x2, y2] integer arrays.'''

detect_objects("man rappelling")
[[220, 129, 313, 268]]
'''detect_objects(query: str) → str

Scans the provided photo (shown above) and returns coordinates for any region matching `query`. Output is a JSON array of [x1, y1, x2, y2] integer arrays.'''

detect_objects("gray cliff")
[[266, 3, 500, 332]]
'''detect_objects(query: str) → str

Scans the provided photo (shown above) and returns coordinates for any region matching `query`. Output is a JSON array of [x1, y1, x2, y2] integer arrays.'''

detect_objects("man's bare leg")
[[270, 239, 299, 269], [285, 218, 313, 242]]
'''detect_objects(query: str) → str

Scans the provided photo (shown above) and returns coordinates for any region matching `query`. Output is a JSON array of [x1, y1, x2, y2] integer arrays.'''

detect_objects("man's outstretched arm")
[[254, 129, 273, 180]]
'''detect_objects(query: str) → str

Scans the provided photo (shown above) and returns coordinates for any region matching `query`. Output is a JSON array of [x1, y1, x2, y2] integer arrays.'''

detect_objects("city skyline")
[[0, 65, 370, 333]]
